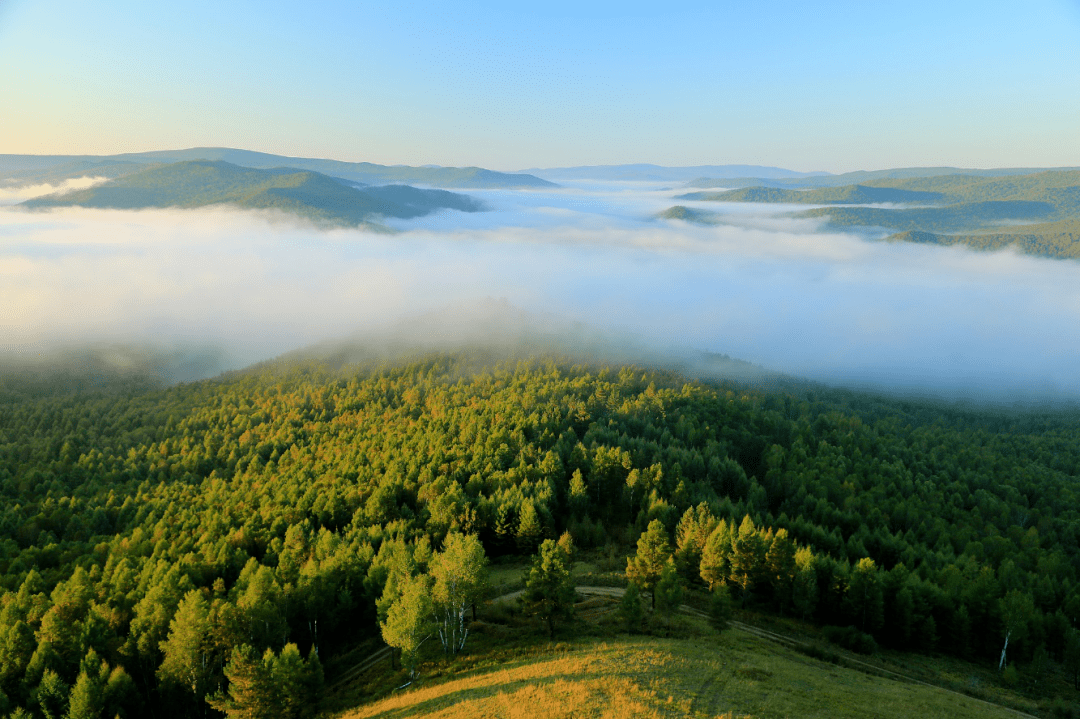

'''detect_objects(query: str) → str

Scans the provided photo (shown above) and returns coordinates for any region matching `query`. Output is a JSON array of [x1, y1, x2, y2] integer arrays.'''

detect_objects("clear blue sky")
[[2, 0, 1079, 172]]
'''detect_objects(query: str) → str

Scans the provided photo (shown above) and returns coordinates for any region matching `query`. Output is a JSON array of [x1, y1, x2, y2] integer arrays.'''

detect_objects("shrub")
[[821, 625, 877, 655]]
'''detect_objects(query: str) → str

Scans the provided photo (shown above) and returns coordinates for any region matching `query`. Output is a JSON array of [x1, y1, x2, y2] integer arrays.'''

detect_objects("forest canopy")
[[1, 351, 1079, 716]]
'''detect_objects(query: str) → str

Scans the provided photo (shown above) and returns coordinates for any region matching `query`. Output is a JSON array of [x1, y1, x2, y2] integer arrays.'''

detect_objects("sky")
[[2, 1, 1080, 171]]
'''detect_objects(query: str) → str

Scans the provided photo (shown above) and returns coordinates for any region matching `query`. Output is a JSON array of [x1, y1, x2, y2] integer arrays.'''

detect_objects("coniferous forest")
[[2, 352, 1080, 717]]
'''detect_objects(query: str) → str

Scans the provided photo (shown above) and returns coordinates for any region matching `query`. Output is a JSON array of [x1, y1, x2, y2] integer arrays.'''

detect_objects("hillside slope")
[[666, 170, 1080, 257], [3, 351, 1080, 717], [0, 148, 555, 189], [20, 160, 485, 226], [339, 633, 1027, 719]]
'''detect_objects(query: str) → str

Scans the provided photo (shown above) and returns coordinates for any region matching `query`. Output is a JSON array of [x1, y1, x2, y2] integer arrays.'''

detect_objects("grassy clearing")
[[326, 553, 1048, 718], [335, 622, 1028, 719]]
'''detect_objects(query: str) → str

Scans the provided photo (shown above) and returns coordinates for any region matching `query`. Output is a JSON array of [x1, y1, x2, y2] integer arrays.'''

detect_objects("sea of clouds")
[[2, 178, 1079, 403]]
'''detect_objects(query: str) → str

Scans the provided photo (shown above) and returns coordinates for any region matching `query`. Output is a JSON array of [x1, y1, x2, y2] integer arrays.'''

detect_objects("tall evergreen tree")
[[206, 645, 276, 719], [626, 519, 672, 610], [730, 515, 765, 604], [568, 470, 588, 519], [515, 501, 544, 554], [765, 528, 797, 613], [158, 589, 213, 702], [792, 546, 818, 620], [845, 557, 884, 635], [618, 582, 644, 633], [65, 652, 107, 719], [523, 533, 576, 639], [654, 558, 684, 616], [674, 503, 718, 583], [699, 519, 733, 590]]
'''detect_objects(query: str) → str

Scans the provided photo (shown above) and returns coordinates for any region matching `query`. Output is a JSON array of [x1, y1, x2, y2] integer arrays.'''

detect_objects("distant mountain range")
[[519, 163, 828, 182], [676, 185, 944, 205], [21, 160, 486, 229], [684, 166, 1080, 189], [0, 147, 556, 190]]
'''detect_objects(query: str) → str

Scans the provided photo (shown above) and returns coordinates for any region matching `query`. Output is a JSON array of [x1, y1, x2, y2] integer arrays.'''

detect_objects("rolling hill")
[[665, 169, 1080, 258], [684, 166, 1080, 190], [20, 160, 486, 227], [676, 185, 944, 205], [336, 632, 1031, 719], [0, 148, 556, 189]]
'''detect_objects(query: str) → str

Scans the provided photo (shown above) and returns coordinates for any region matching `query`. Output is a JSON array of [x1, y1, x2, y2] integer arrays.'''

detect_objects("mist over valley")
[[3, 155, 1080, 404]]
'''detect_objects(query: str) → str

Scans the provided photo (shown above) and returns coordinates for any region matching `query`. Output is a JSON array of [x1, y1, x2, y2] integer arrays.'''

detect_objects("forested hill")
[[20, 161, 485, 228], [1, 352, 1080, 717], [0, 149, 556, 190], [666, 170, 1080, 259]]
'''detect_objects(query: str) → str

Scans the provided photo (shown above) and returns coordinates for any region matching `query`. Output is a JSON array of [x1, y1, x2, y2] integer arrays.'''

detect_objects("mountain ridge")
[[0, 148, 555, 190], [20, 159, 486, 228]]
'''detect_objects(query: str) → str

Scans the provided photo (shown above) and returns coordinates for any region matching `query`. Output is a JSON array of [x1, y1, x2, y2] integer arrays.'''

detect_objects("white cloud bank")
[[0, 176, 109, 206], [2, 181, 1080, 403]]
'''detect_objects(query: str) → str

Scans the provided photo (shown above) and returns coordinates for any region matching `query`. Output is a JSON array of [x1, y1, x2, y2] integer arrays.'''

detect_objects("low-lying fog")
[[3, 178, 1078, 403]]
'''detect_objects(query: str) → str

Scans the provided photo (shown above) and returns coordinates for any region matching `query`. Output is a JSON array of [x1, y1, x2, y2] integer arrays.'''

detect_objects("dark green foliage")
[[654, 559, 683, 616], [766, 528, 797, 613], [207, 644, 321, 719], [822, 625, 878, 655], [32, 669, 67, 719], [618, 582, 644, 634], [1064, 629, 1080, 690], [845, 558, 884, 635], [709, 585, 733, 631], [523, 533, 576, 639]]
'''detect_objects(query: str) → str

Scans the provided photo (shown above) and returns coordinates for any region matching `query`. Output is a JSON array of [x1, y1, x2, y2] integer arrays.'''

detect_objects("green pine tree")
[[619, 582, 644, 633], [709, 584, 734, 631], [654, 558, 684, 616], [626, 519, 672, 610], [206, 645, 277, 719], [523, 534, 576, 639], [730, 515, 765, 605]]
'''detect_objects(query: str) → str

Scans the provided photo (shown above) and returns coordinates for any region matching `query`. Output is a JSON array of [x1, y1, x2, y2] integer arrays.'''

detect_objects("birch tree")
[[430, 533, 488, 656], [380, 575, 434, 679]]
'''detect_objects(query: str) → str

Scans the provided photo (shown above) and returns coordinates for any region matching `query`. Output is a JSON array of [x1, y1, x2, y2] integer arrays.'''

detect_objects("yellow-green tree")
[[431, 533, 488, 656], [626, 519, 672, 609], [380, 575, 434, 679], [730, 515, 765, 603]]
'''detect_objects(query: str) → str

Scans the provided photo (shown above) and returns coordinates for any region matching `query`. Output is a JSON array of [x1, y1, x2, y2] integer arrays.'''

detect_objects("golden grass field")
[[337, 625, 1031, 719]]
